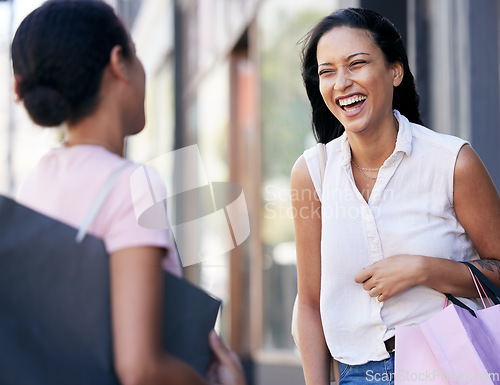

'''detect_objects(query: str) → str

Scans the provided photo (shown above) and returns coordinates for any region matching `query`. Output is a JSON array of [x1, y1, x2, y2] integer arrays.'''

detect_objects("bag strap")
[[445, 261, 500, 317], [468, 265, 490, 308], [464, 262, 500, 303], [444, 294, 477, 318], [76, 164, 129, 243]]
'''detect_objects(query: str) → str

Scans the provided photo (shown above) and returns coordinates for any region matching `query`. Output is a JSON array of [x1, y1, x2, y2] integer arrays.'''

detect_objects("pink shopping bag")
[[395, 324, 452, 385], [395, 263, 500, 385]]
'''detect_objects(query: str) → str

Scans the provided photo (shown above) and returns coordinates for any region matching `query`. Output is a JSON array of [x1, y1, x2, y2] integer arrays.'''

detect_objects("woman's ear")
[[13, 75, 23, 102], [109, 45, 128, 81], [392, 62, 404, 87]]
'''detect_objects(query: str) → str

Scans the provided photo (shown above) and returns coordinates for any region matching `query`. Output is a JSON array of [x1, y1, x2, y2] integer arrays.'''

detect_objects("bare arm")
[[110, 246, 246, 385], [291, 156, 330, 385], [355, 145, 500, 301], [452, 145, 500, 287], [110, 246, 208, 385]]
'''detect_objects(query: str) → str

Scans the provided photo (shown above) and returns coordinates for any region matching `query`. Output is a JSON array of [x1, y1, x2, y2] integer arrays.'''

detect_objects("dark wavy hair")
[[11, 0, 132, 127], [301, 8, 422, 143]]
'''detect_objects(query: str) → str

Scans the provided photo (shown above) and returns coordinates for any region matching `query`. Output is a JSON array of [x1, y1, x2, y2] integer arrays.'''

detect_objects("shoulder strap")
[[76, 164, 129, 243], [317, 143, 327, 189]]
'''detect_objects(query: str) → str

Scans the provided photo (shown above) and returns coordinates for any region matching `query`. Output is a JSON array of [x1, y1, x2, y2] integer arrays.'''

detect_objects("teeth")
[[339, 95, 366, 107]]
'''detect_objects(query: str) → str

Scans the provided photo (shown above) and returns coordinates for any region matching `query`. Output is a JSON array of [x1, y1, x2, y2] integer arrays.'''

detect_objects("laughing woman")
[[291, 8, 500, 385]]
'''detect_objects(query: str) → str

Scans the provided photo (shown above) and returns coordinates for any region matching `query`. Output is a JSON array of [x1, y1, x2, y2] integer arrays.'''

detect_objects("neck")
[[64, 105, 125, 157], [63, 136, 124, 156], [348, 114, 399, 168]]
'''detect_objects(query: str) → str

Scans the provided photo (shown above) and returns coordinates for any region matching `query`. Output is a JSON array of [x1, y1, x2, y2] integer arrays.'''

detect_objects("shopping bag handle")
[[463, 262, 500, 303], [444, 261, 500, 318], [444, 294, 477, 318]]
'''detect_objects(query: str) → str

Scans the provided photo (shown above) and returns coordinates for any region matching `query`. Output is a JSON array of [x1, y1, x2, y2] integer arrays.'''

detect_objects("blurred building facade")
[[1, 0, 499, 384]]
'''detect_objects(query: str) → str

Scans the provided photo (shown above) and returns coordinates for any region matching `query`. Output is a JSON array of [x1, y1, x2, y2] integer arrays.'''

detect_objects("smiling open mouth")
[[337, 95, 367, 111]]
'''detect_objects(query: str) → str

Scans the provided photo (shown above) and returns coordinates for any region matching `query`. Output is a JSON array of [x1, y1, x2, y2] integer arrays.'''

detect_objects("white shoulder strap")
[[76, 164, 129, 243]]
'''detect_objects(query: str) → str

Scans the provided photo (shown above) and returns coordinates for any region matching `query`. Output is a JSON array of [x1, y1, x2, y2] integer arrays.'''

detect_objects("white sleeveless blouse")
[[303, 110, 480, 365]]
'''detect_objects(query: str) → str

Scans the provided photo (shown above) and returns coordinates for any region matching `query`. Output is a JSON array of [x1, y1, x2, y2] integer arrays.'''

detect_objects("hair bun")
[[22, 85, 70, 127]]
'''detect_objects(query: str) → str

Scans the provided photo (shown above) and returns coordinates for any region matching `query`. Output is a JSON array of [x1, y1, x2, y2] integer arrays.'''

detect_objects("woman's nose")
[[333, 68, 353, 91]]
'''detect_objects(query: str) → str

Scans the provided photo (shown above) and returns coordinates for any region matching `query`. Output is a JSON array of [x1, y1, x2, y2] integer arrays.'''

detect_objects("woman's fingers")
[[207, 330, 245, 385], [209, 330, 234, 365]]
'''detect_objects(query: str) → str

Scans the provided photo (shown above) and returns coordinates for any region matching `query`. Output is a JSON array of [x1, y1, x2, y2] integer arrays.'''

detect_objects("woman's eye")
[[319, 69, 335, 76], [350, 61, 366, 68]]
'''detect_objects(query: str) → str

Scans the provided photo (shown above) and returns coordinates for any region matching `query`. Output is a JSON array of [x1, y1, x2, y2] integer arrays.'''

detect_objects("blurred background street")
[[1, 0, 499, 384]]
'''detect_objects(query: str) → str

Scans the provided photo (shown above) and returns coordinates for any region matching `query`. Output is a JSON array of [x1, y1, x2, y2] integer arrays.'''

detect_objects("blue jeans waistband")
[[338, 353, 395, 385]]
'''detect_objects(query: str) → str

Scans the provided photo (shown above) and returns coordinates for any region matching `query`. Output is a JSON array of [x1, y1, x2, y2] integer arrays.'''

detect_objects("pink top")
[[17, 144, 182, 277]]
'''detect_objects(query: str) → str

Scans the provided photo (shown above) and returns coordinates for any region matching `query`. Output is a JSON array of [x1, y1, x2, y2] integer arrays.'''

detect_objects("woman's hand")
[[354, 254, 426, 301], [206, 330, 246, 385]]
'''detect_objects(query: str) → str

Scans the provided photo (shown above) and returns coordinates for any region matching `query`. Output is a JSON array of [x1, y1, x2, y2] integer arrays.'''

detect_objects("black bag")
[[0, 195, 221, 385]]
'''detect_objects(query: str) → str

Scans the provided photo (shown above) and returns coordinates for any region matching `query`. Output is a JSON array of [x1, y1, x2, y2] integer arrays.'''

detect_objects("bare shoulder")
[[454, 144, 487, 178], [453, 144, 500, 259], [291, 155, 314, 190], [291, 155, 320, 207], [454, 143, 497, 199]]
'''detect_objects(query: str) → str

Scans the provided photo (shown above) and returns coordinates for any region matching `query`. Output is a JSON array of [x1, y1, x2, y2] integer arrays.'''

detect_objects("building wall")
[[408, 0, 500, 188], [468, 0, 500, 187]]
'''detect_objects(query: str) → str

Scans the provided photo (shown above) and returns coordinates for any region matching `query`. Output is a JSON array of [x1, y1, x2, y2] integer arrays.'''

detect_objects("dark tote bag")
[[0, 195, 221, 385]]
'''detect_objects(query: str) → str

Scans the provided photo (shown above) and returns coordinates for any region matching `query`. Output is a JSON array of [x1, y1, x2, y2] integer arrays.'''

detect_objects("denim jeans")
[[338, 353, 395, 385]]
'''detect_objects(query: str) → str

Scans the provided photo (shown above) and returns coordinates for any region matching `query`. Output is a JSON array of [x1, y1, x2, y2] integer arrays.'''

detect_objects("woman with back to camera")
[[11, 1, 245, 384], [291, 7, 500, 385]]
